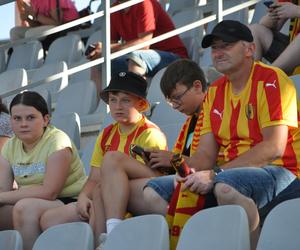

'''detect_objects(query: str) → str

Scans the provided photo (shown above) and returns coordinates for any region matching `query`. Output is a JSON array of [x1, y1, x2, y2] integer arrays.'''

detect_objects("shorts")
[[264, 31, 289, 63], [108, 50, 181, 77], [215, 165, 296, 209], [259, 178, 300, 224], [57, 197, 77, 204], [146, 174, 217, 208]]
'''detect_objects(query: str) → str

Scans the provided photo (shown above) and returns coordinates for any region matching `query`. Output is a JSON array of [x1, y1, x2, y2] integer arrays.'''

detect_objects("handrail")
[[0, 0, 14, 7]]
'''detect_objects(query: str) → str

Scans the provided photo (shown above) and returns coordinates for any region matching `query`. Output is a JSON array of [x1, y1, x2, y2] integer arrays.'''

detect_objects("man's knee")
[[214, 183, 240, 205]]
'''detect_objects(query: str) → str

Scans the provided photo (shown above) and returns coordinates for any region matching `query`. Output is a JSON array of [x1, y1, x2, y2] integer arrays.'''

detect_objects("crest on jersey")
[[245, 103, 254, 120]]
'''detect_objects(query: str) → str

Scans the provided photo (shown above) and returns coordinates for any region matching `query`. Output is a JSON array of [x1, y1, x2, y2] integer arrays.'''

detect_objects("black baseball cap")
[[100, 71, 150, 112], [202, 20, 254, 48]]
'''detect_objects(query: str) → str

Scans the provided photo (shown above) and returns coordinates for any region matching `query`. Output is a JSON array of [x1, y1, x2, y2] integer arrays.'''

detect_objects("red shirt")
[[111, 0, 188, 58]]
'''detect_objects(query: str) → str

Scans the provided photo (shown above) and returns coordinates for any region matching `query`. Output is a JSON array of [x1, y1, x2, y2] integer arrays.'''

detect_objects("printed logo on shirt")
[[265, 80, 277, 89], [245, 103, 254, 120], [212, 108, 223, 120], [12, 162, 46, 177]]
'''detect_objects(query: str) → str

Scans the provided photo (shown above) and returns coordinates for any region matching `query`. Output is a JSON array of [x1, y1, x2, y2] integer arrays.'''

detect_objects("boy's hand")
[[76, 194, 92, 221], [146, 149, 174, 169]]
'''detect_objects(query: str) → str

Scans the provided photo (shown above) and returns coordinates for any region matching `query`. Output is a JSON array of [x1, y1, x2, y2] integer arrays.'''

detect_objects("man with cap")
[[39, 71, 167, 245], [174, 20, 300, 248]]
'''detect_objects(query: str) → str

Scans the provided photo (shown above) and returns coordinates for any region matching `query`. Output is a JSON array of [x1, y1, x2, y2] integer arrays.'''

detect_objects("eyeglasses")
[[166, 87, 191, 107]]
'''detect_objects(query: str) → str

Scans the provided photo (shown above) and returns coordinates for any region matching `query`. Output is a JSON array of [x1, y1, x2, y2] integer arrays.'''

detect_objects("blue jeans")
[[146, 175, 175, 202], [110, 50, 181, 77], [215, 165, 296, 209]]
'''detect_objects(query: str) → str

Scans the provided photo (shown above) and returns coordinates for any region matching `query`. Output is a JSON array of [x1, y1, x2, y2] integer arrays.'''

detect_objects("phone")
[[130, 144, 151, 162], [263, 1, 274, 8], [85, 44, 96, 56]]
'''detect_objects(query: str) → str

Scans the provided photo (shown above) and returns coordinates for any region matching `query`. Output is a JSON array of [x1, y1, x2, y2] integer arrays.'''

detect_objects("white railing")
[[0, 0, 261, 99]]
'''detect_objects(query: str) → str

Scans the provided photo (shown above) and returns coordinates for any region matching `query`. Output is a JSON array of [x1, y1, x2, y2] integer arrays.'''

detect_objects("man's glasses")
[[166, 87, 190, 107]]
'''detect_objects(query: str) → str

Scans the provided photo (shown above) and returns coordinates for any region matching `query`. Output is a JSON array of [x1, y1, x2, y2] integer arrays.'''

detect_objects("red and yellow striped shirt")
[[90, 115, 167, 167], [201, 61, 300, 176]]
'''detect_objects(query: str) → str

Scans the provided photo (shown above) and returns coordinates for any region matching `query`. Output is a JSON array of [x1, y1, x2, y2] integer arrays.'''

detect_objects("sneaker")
[[95, 233, 107, 250]]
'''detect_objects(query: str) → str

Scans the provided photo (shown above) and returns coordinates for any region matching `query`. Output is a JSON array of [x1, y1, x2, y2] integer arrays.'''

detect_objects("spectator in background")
[[87, 0, 188, 96], [0, 91, 86, 250], [250, 0, 300, 75], [0, 97, 13, 150], [39, 72, 167, 247], [11, 0, 79, 41]]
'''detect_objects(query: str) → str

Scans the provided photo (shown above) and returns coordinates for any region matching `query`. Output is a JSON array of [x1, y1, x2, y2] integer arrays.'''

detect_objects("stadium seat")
[[167, 0, 199, 16], [160, 123, 182, 149], [290, 74, 300, 99], [0, 48, 6, 73], [147, 67, 166, 104], [86, 31, 102, 48], [6, 40, 44, 71], [30, 61, 68, 102], [150, 101, 186, 127], [0, 68, 27, 95], [257, 198, 300, 250], [80, 136, 97, 175], [176, 205, 250, 250], [51, 112, 81, 150], [172, 7, 204, 62], [0, 230, 23, 250], [103, 215, 169, 250], [32, 222, 94, 250], [54, 80, 98, 117], [44, 34, 84, 66]]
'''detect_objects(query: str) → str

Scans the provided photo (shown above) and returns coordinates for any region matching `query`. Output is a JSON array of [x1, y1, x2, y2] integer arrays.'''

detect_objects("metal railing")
[[0, 0, 261, 99]]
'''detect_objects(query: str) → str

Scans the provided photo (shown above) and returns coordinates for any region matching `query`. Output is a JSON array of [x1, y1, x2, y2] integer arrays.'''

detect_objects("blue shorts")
[[110, 50, 181, 77], [146, 174, 217, 207], [215, 165, 296, 209], [146, 175, 175, 203]]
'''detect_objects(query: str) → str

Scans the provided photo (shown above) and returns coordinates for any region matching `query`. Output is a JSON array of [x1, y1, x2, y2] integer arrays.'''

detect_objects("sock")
[[106, 218, 122, 234]]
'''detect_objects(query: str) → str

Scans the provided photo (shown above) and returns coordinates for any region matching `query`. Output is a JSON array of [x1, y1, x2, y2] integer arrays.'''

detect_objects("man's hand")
[[271, 2, 300, 19], [86, 42, 102, 60], [176, 170, 215, 195], [76, 194, 93, 221], [146, 149, 174, 169]]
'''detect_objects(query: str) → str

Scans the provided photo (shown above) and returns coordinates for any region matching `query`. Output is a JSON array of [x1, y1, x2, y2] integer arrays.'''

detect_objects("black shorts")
[[57, 197, 77, 204], [264, 31, 289, 63]]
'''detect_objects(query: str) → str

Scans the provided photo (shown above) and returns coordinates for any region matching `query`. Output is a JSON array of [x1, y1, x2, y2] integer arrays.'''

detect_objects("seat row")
[[2, 198, 300, 250]]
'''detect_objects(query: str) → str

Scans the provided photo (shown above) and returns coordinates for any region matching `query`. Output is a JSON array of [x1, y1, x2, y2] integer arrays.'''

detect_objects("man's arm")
[[186, 132, 220, 171], [222, 125, 288, 169]]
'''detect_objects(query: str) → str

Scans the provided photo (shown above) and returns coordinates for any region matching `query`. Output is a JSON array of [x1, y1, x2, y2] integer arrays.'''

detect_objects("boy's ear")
[[193, 80, 203, 92], [136, 99, 148, 111]]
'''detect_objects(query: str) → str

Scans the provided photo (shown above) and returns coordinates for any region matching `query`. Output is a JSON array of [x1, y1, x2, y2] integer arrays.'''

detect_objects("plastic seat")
[[172, 7, 204, 62], [289, 74, 300, 99], [54, 80, 98, 117], [80, 136, 97, 175], [177, 205, 250, 250], [147, 67, 167, 104], [257, 198, 300, 250], [0, 48, 6, 73], [150, 101, 186, 127], [7, 40, 44, 71], [103, 215, 169, 250], [160, 123, 182, 149], [51, 112, 81, 150], [32, 222, 94, 250], [30, 61, 68, 102], [0, 230, 23, 250], [167, 0, 199, 16], [44, 34, 84, 66], [0, 68, 27, 95]]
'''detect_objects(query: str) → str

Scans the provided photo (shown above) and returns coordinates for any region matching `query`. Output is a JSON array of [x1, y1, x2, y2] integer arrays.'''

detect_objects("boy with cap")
[[39, 71, 167, 238], [175, 20, 300, 248]]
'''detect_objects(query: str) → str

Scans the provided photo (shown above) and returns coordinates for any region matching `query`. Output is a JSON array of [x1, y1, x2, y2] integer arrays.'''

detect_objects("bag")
[[78, 6, 93, 29]]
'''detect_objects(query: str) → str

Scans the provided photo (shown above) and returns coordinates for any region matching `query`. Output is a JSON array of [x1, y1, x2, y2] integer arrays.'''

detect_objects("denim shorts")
[[146, 175, 175, 202], [215, 165, 296, 209], [110, 49, 181, 77]]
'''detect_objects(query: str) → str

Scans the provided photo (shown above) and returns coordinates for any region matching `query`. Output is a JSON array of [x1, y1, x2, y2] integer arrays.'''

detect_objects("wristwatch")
[[213, 166, 224, 175], [27, 14, 35, 21]]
